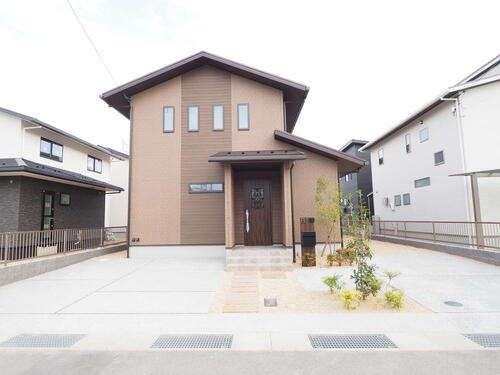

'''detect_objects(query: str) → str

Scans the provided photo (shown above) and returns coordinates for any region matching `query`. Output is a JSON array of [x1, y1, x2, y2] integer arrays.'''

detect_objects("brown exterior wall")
[[180, 66, 232, 244]]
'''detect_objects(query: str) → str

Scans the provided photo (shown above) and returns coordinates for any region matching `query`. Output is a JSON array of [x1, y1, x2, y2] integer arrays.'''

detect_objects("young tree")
[[315, 176, 343, 256]]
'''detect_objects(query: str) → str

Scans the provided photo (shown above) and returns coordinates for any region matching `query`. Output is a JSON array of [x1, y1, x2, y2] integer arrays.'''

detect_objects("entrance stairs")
[[225, 247, 293, 272]]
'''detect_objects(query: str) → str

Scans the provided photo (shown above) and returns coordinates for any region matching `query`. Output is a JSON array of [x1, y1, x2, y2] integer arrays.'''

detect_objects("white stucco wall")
[[459, 80, 500, 221], [370, 101, 470, 221], [0, 111, 23, 158], [105, 157, 129, 227]]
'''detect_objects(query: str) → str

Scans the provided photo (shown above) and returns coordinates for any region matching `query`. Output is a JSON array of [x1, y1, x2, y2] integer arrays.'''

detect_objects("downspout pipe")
[[290, 161, 296, 263]]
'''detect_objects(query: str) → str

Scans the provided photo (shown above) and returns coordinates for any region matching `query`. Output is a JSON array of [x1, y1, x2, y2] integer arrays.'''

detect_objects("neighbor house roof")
[[360, 54, 500, 151], [339, 139, 368, 152], [0, 158, 123, 192], [0, 107, 117, 158], [274, 130, 365, 176], [100, 51, 309, 132], [98, 145, 129, 160], [450, 169, 500, 178], [208, 150, 307, 162]]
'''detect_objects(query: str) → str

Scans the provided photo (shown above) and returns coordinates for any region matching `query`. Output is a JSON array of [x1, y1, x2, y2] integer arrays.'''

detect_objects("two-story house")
[[101, 52, 364, 258], [361, 54, 500, 223], [339, 139, 373, 217], [0, 107, 124, 233]]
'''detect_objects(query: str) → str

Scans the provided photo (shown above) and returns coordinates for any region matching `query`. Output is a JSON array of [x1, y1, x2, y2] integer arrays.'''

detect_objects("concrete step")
[[226, 256, 292, 265], [225, 264, 293, 272]]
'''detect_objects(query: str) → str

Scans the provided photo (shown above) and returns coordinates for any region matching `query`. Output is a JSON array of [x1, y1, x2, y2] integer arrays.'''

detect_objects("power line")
[[65, 0, 117, 85]]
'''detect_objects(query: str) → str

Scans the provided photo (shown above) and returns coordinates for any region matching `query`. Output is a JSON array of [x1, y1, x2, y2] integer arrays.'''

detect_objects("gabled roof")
[[208, 150, 306, 162], [274, 130, 365, 176], [0, 158, 123, 192], [101, 51, 309, 132], [0, 107, 116, 158], [339, 139, 368, 152], [360, 54, 500, 151], [98, 145, 129, 160]]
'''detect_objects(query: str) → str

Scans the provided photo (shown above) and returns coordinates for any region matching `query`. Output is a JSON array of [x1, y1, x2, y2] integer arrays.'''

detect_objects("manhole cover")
[[264, 298, 278, 307], [150, 334, 233, 349], [463, 334, 500, 348], [0, 334, 86, 348], [444, 301, 463, 307], [308, 334, 397, 349]]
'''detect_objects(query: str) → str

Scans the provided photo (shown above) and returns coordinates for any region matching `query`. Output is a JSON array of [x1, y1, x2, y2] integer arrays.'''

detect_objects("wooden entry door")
[[243, 178, 272, 246]]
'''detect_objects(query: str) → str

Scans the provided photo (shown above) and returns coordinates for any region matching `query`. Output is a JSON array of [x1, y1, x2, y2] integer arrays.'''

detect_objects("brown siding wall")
[[290, 149, 339, 244], [180, 66, 232, 244], [129, 78, 182, 245]]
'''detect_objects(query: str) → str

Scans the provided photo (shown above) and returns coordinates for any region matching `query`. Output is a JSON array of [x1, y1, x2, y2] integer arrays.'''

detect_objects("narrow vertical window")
[[188, 106, 199, 131], [378, 149, 384, 165], [403, 193, 411, 205], [238, 104, 249, 130], [405, 134, 411, 153], [394, 195, 401, 206], [213, 105, 224, 131], [163, 106, 174, 132]]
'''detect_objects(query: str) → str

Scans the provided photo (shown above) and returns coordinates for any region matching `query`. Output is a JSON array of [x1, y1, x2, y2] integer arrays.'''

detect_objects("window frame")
[[212, 105, 224, 131], [414, 177, 431, 188], [378, 148, 384, 165], [163, 106, 175, 133], [237, 103, 250, 131], [188, 183, 224, 194], [40, 137, 64, 162], [60, 193, 71, 206], [188, 106, 199, 132], [434, 150, 445, 165], [87, 155, 102, 174], [419, 127, 429, 142], [403, 193, 411, 205], [405, 133, 411, 153], [394, 194, 401, 206]]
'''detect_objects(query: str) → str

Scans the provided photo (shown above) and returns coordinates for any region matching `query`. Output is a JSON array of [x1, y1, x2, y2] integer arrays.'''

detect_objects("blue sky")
[[1, 0, 499, 152]]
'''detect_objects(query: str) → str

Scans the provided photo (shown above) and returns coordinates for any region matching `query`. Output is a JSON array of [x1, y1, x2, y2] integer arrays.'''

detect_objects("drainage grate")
[[150, 334, 233, 349], [463, 334, 500, 348], [0, 334, 85, 348], [309, 334, 397, 349]]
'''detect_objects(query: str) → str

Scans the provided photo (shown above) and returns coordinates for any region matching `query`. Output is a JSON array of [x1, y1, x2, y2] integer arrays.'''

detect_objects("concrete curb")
[[372, 235, 500, 266], [0, 244, 127, 286]]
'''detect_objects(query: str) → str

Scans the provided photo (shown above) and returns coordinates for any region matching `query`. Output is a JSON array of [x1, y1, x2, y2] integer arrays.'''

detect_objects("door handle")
[[245, 209, 249, 233]]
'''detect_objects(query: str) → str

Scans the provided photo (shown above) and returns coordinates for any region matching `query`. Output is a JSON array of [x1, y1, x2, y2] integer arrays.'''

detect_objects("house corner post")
[[224, 164, 234, 248]]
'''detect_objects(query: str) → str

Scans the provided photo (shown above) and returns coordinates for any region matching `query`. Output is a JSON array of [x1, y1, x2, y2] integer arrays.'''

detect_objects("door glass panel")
[[43, 194, 53, 215], [43, 217, 53, 230], [250, 188, 264, 209]]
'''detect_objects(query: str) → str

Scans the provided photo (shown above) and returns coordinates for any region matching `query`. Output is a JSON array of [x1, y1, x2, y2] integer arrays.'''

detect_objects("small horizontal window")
[[419, 127, 429, 142], [87, 155, 102, 173], [414, 177, 430, 188], [394, 195, 401, 206], [189, 183, 224, 193], [403, 193, 411, 205], [40, 138, 63, 162], [434, 150, 445, 165]]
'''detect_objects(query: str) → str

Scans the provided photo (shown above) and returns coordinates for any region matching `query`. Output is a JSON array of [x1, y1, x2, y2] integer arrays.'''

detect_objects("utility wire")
[[65, 0, 117, 85]]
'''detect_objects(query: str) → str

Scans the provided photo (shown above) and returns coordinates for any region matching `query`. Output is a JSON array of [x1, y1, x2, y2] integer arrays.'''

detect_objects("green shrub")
[[322, 274, 344, 294], [351, 262, 381, 300], [385, 289, 404, 309], [383, 271, 401, 291], [326, 254, 335, 267], [341, 289, 362, 310]]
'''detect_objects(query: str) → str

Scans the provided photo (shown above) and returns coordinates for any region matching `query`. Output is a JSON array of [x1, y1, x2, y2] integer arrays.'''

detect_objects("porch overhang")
[[208, 150, 307, 163]]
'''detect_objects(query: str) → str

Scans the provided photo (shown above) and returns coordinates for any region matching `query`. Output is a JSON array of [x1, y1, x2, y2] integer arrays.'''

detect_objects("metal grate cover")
[[151, 334, 233, 349], [463, 334, 500, 348], [0, 334, 85, 348], [309, 334, 397, 349]]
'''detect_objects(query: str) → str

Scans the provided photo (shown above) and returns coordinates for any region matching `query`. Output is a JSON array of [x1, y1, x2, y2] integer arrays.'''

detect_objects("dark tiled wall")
[[0, 177, 22, 232], [13, 177, 105, 231]]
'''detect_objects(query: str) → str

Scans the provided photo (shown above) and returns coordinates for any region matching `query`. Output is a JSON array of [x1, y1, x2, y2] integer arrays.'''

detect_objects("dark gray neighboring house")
[[339, 139, 373, 217]]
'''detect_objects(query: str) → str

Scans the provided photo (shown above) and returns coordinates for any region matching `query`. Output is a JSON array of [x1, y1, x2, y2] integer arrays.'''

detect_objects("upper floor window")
[[419, 127, 429, 142], [238, 104, 249, 130], [87, 155, 102, 173], [163, 106, 174, 132], [378, 149, 384, 165], [434, 150, 445, 165], [213, 105, 224, 131], [414, 177, 430, 188], [188, 106, 199, 131], [405, 134, 411, 153], [40, 138, 63, 162], [403, 193, 411, 205], [394, 194, 401, 206]]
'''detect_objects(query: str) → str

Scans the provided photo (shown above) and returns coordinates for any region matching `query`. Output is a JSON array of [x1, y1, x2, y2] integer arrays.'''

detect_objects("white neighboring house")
[[0, 107, 124, 233], [361, 55, 500, 223], [100, 146, 129, 227]]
